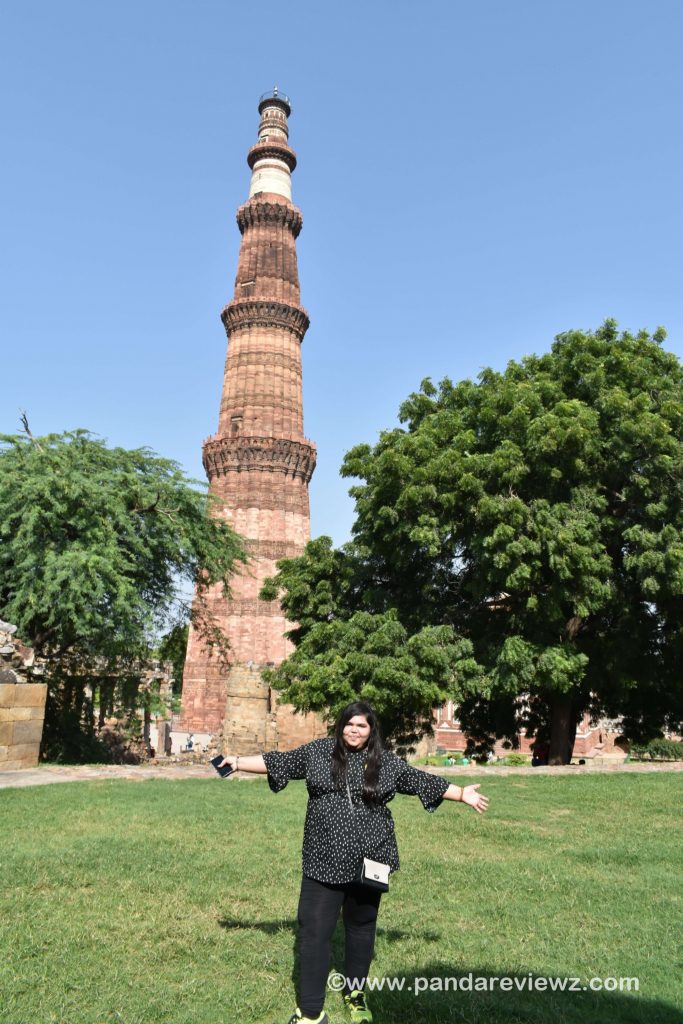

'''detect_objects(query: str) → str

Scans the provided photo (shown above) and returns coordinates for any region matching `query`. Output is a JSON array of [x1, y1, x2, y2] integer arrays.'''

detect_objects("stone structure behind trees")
[[431, 701, 630, 763], [0, 620, 47, 770]]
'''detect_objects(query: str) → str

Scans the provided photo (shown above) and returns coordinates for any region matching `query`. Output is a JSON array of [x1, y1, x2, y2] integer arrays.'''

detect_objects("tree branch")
[[130, 493, 181, 519], [19, 411, 44, 450]]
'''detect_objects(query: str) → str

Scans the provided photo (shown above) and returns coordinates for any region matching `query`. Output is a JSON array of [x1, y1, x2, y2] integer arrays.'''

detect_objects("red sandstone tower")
[[179, 90, 326, 752]]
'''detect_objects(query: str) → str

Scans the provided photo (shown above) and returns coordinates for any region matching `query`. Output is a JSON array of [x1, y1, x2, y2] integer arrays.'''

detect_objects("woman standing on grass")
[[218, 700, 489, 1024]]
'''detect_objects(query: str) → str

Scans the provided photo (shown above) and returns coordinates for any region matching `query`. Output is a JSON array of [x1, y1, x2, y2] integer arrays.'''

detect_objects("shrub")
[[631, 738, 683, 761], [501, 752, 530, 766]]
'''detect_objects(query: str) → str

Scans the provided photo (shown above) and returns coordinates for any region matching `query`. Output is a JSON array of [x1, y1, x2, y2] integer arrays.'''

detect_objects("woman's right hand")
[[217, 755, 237, 771]]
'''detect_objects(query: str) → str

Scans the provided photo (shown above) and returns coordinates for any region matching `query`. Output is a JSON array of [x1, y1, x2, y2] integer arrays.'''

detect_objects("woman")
[[218, 701, 489, 1024]]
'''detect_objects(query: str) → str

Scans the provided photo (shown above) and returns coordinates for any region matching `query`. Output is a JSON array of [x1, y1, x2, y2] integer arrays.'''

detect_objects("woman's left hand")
[[461, 783, 489, 814]]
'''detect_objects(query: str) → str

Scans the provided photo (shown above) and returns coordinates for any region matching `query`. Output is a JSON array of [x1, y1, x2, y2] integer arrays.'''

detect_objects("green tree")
[[0, 426, 246, 760], [262, 323, 683, 760]]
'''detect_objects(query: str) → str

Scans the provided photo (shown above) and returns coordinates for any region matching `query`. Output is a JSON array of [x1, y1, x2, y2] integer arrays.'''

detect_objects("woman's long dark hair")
[[331, 701, 383, 805]]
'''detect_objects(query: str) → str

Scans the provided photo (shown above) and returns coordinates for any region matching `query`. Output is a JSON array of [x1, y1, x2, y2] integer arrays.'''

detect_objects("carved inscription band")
[[209, 489, 311, 515], [226, 350, 303, 376], [244, 538, 303, 560], [223, 598, 287, 618]]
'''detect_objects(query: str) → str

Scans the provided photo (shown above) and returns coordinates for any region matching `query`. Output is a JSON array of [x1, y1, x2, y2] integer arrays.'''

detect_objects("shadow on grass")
[[218, 914, 434, 942], [217, 919, 681, 1023], [324, 962, 682, 1024], [218, 921, 679, 1024]]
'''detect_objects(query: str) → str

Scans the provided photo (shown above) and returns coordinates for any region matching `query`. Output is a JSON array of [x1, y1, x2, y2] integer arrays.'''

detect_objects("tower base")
[[211, 663, 327, 754]]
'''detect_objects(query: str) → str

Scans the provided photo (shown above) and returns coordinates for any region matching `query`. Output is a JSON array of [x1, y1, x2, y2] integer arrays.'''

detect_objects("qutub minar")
[[178, 90, 327, 752], [175, 92, 629, 769]]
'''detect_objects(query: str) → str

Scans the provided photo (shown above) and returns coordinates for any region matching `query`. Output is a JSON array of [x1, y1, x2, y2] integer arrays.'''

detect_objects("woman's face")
[[343, 714, 372, 750]]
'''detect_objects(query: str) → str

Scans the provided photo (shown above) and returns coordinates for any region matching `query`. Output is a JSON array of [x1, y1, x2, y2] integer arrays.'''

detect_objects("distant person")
[[217, 700, 490, 1024], [531, 741, 549, 767]]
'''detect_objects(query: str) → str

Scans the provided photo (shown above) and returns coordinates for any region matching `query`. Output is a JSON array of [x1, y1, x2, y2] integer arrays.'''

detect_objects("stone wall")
[[211, 663, 327, 756], [0, 620, 47, 770]]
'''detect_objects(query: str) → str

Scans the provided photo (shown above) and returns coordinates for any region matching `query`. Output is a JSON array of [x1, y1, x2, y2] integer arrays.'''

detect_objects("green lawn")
[[1, 773, 682, 1024]]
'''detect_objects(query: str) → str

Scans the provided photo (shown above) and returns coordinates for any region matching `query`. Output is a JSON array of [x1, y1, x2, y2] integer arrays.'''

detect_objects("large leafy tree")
[[262, 323, 683, 759], [0, 425, 246, 759]]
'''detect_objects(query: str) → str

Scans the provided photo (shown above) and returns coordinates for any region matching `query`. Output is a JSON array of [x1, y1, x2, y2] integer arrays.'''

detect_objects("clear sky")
[[3, 0, 682, 546]]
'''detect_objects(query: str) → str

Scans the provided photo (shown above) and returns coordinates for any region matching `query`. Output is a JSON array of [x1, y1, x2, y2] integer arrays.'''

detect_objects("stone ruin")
[[0, 619, 47, 770]]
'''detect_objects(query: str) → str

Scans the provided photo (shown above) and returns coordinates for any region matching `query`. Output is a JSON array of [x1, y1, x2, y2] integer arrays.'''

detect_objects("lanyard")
[[345, 759, 367, 810]]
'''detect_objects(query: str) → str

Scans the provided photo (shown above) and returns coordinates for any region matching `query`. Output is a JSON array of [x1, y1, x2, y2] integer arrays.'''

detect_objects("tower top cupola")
[[258, 86, 291, 118], [248, 87, 297, 202]]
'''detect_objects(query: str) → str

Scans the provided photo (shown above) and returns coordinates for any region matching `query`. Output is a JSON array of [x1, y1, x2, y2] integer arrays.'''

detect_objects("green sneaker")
[[344, 988, 372, 1023], [286, 1009, 329, 1024]]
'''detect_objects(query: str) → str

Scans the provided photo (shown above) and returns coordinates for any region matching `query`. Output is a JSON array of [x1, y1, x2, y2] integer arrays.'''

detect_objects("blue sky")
[[3, 0, 681, 546]]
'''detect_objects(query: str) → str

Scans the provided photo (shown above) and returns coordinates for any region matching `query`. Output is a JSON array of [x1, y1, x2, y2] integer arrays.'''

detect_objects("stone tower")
[[179, 90, 326, 752]]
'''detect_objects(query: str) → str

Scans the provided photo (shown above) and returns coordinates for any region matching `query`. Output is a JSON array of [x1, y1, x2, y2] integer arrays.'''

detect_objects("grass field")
[[1, 772, 682, 1024]]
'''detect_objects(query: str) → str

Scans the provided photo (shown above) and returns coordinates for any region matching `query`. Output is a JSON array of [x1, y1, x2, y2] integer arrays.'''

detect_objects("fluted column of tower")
[[179, 91, 324, 751]]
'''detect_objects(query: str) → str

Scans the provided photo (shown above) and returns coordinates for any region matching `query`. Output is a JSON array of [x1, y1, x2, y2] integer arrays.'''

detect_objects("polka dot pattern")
[[261, 737, 450, 884]]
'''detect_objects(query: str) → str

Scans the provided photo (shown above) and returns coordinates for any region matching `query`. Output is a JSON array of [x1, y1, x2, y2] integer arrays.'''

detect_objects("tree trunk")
[[549, 692, 574, 765], [567, 714, 577, 758], [143, 699, 151, 753], [98, 686, 107, 731]]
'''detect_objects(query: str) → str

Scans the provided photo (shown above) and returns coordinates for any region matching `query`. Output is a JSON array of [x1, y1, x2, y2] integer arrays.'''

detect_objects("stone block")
[[0, 706, 33, 722], [14, 751, 40, 767], [227, 666, 269, 699], [0, 722, 12, 745], [13, 684, 47, 708], [0, 685, 16, 708], [5, 743, 39, 764], [12, 720, 44, 745], [0, 746, 8, 760]]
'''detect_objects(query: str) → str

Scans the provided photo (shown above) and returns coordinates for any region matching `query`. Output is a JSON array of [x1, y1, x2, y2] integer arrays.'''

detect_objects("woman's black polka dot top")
[[262, 737, 451, 884]]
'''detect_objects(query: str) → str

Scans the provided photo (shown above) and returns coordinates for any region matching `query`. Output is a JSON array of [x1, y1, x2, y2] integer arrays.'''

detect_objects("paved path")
[[0, 763, 212, 788], [1, 760, 682, 790]]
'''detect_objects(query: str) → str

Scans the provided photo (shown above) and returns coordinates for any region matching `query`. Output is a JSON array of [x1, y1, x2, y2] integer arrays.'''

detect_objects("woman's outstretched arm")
[[443, 783, 490, 813], [217, 755, 267, 774], [393, 756, 490, 815], [218, 742, 310, 788]]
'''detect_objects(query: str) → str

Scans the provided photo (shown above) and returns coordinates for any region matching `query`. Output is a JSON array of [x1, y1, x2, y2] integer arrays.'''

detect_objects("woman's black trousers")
[[296, 874, 382, 1017]]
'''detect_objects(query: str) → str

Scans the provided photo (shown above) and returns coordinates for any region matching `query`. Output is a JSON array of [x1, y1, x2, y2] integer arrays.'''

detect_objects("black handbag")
[[346, 773, 390, 892]]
